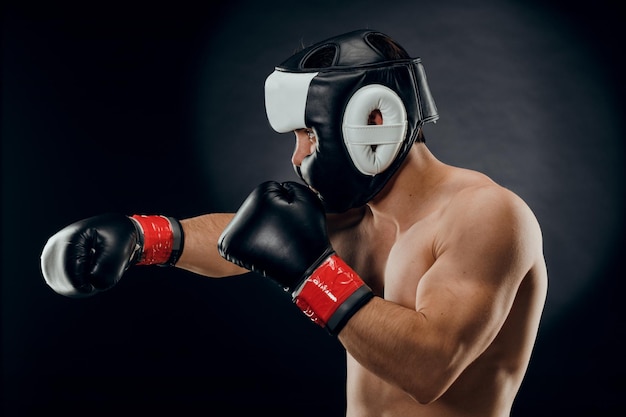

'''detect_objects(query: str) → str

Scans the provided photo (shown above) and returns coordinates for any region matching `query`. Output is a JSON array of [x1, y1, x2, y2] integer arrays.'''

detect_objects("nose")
[[292, 129, 316, 167]]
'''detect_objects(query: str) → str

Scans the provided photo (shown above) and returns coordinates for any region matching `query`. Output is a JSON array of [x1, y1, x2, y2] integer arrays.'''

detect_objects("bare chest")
[[330, 215, 438, 307]]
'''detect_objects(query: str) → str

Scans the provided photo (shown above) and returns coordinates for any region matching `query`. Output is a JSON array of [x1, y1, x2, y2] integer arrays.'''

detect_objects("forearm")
[[338, 297, 454, 404], [176, 213, 248, 277]]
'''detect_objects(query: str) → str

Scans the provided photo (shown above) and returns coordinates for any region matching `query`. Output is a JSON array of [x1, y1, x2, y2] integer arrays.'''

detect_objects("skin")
[[176, 125, 547, 416]]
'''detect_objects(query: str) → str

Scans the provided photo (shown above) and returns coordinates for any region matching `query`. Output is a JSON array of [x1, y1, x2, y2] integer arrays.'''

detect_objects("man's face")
[[291, 128, 317, 168]]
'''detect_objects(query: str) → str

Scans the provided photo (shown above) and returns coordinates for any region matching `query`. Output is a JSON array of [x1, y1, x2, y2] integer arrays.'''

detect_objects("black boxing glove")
[[41, 213, 184, 297], [218, 181, 373, 335]]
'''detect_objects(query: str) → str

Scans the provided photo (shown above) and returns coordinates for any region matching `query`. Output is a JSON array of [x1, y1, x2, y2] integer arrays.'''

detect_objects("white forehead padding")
[[342, 84, 407, 176], [264, 70, 318, 133]]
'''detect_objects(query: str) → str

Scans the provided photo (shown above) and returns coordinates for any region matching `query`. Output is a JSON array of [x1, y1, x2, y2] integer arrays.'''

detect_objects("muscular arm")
[[338, 186, 545, 404], [176, 214, 248, 277]]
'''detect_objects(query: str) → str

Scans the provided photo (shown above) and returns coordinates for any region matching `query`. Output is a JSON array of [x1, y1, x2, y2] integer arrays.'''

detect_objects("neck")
[[367, 143, 449, 228]]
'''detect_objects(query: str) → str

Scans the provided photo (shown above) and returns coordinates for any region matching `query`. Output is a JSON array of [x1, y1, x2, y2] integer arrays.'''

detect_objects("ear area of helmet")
[[342, 84, 408, 176]]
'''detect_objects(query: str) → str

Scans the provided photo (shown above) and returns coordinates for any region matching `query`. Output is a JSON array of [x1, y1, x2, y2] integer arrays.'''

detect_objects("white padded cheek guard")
[[264, 70, 319, 133], [342, 84, 408, 176]]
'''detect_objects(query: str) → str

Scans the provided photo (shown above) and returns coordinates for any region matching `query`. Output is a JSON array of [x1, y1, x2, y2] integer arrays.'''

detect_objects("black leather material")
[[218, 181, 329, 290]]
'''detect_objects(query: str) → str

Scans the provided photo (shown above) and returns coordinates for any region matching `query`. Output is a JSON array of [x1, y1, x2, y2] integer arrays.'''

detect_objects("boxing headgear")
[[264, 29, 439, 212]]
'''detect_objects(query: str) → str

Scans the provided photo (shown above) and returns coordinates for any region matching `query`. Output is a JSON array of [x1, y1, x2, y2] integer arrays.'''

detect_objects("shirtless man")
[[41, 30, 547, 416]]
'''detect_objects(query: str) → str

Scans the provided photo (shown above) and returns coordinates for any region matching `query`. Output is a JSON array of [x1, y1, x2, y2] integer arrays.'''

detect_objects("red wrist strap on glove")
[[131, 215, 184, 266], [293, 254, 374, 335]]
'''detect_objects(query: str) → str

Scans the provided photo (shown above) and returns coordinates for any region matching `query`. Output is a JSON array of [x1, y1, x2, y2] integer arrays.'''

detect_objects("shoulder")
[[442, 167, 539, 230], [435, 171, 544, 266], [459, 182, 538, 230]]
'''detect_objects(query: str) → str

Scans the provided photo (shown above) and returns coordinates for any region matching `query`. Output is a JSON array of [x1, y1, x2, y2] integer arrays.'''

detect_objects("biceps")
[[415, 257, 519, 363]]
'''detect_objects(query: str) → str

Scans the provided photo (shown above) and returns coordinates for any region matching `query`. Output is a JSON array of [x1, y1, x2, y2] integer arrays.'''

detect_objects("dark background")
[[2, 0, 625, 415]]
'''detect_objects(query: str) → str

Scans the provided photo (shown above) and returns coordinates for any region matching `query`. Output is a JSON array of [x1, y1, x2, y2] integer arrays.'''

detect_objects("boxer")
[[41, 29, 547, 416]]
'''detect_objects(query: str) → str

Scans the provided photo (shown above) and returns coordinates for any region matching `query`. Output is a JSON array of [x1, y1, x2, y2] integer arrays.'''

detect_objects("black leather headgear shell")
[[264, 29, 438, 213]]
